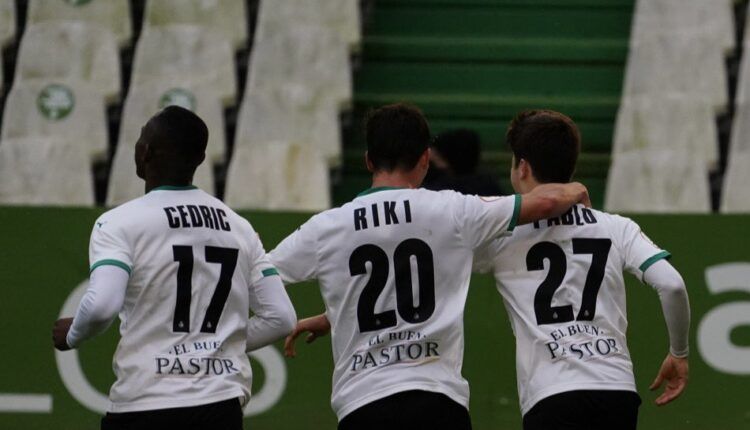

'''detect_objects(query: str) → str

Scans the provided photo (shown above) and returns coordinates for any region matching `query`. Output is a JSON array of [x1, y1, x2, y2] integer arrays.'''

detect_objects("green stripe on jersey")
[[262, 268, 280, 277], [639, 251, 672, 272], [508, 194, 522, 232], [90, 259, 132, 275]]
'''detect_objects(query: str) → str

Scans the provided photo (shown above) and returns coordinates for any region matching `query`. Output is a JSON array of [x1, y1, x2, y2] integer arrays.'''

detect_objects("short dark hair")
[[364, 103, 430, 171], [506, 110, 580, 183], [432, 128, 481, 175], [150, 105, 208, 168]]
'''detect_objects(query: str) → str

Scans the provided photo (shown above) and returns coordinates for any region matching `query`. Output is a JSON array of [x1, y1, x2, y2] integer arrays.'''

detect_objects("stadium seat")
[[106, 84, 219, 206], [249, 21, 352, 108], [1, 81, 108, 159], [622, 33, 728, 113], [0, 136, 94, 206], [604, 150, 711, 213], [236, 85, 341, 165], [26, 0, 132, 47], [721, 153, 750, 213], [631, 0, 735, 54], [131, 25, 237, 106], [613, 96, 719, 168], [143, 0, 247, 50], [224, 141, 331, 211], [16, 22, 121, 102], [0, 0, 15, 47], [256, 0, 361, 51]]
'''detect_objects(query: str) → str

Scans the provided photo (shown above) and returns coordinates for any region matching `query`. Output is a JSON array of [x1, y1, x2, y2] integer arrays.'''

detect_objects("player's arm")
[[517, 182, 591, 225], [643, 259, 690, 406], [283, 313, 331, 358], [53, 265, 128, 350], [245, 271, 297, 352]]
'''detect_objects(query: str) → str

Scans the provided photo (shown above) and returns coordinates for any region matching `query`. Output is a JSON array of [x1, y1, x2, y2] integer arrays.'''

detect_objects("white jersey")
[[269, 187, 521, 420], [474, 204, 670, 415], [89, 186, 276, 412]]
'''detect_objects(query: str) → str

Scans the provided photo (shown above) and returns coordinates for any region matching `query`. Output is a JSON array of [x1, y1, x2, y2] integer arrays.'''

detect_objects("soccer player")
[[51, 106, 296, 430], [271, 103, 591, 430], [472, 110, 691, 429]]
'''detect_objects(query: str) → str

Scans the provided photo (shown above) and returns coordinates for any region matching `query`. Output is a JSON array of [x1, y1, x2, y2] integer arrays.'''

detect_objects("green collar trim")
[[356, 186, 405, 197], [149, 185, 198, 192]]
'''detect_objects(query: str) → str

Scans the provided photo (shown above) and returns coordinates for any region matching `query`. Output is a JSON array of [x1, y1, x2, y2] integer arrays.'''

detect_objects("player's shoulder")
[[94, 195, 147, 227], [587, 207, 638, 231]]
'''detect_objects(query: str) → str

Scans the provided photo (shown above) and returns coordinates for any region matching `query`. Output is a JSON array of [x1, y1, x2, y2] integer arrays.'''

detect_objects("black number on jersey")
[[172, 245, 239, 333], [527, 238, 612, 325], [350, 238, 436, 333]]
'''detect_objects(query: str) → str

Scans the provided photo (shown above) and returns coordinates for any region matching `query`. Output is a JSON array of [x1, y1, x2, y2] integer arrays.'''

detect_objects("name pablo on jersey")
[[532, 205, 597, 230], [163, 205, 231, 231], [354, 200, 413, 231]]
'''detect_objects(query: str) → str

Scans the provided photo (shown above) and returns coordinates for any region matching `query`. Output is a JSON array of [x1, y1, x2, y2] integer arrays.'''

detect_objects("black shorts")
[[523, 390, 641, 430], [101, 397, 243, 430], [338, 390, 472, 430]]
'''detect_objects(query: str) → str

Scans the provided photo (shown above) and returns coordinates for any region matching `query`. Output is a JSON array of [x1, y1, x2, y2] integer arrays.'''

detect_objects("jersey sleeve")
[[617, 217, 671, 281], [268, 218, 319, 284], [452, 193, 521, 250], [89, 215, 133, 275], [242, 224, 278, 284]]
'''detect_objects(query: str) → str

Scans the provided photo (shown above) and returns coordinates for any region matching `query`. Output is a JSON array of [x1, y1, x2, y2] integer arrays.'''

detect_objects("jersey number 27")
[[528, 238, 612, 325]]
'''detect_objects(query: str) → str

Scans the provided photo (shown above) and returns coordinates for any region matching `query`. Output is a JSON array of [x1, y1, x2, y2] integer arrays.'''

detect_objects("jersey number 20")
[[527, 238, 611, 325], [172, 245, 239, 333], [350, 239, 435, 333]]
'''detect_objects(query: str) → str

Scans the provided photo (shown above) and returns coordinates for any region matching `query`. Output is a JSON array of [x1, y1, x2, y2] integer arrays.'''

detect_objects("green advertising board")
[[0, 208, 748, 429]]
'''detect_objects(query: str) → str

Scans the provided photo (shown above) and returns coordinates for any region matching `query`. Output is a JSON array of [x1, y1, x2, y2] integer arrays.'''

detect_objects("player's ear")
[[419, 148, 431, 169], [365, 151, 375, 173], [519, 158, 531, 180]]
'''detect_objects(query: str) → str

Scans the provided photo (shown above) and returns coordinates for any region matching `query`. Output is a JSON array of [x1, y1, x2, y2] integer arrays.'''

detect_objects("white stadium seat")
[[27, 0, 132, 47], [16, 22, 121, 102], [224, 141, 331, 211], [605, 150, 711, 213], [249, 21, 352, 108], [143, 0, 248, 50], [257, 0, 361, 51], [0, 0, 16, 47], [132, 25, 237, 106], [613, 95, 719, 168], [622, 32, 728, 113], [632, 0, 735, 54], [107, 84, 220, 206], [1, 81, 108, 160], [236, 85, 341, 165], [721, 152, 750, 213], [0, 136, 94, 206]]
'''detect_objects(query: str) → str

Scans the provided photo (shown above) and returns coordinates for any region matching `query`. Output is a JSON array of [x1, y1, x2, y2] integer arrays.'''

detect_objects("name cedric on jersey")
[[163, 204, 231, 231]]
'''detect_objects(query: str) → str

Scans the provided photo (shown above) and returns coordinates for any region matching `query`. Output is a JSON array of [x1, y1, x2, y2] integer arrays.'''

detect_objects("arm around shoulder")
[[517, 182, 591, 225]]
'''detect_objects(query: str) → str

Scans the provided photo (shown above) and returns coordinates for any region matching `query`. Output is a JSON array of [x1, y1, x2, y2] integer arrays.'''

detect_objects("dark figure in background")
[[422, 128, 505, 196]]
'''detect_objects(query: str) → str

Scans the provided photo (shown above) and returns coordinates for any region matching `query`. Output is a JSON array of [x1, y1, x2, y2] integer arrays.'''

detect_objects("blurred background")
[[0, 1, 749, 429]]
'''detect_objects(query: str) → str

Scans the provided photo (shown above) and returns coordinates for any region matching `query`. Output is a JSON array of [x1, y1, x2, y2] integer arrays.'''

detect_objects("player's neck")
[[518, 178, 544, 194], [370, 170, 421, 190], [145, 177, 193, 193]]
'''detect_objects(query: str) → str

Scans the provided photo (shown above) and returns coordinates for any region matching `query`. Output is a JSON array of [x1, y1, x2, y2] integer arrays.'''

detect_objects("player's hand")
[[571, 182, 592, 208], [52, 318, 74, 351], [284, 314, 331, 358], [649, 353, 688, 406]]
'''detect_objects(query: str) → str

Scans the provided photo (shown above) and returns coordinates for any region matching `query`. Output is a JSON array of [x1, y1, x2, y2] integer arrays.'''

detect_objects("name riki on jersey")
[[163, 204, 232, 231], [353, 200, 413, 231]]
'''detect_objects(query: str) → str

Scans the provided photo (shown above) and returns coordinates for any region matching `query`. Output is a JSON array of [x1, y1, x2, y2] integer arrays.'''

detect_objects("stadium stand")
[[131, 25, 237, 106], [0, 136, 94, 205], [0, 0, 14, 47], [224, 140, 331, 211], [143, 0, 248, 50], [26, 0, 132, 47], [106, 83, 222, 206], [16, 22, 121, 102], [1, 80, 108, 160]]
